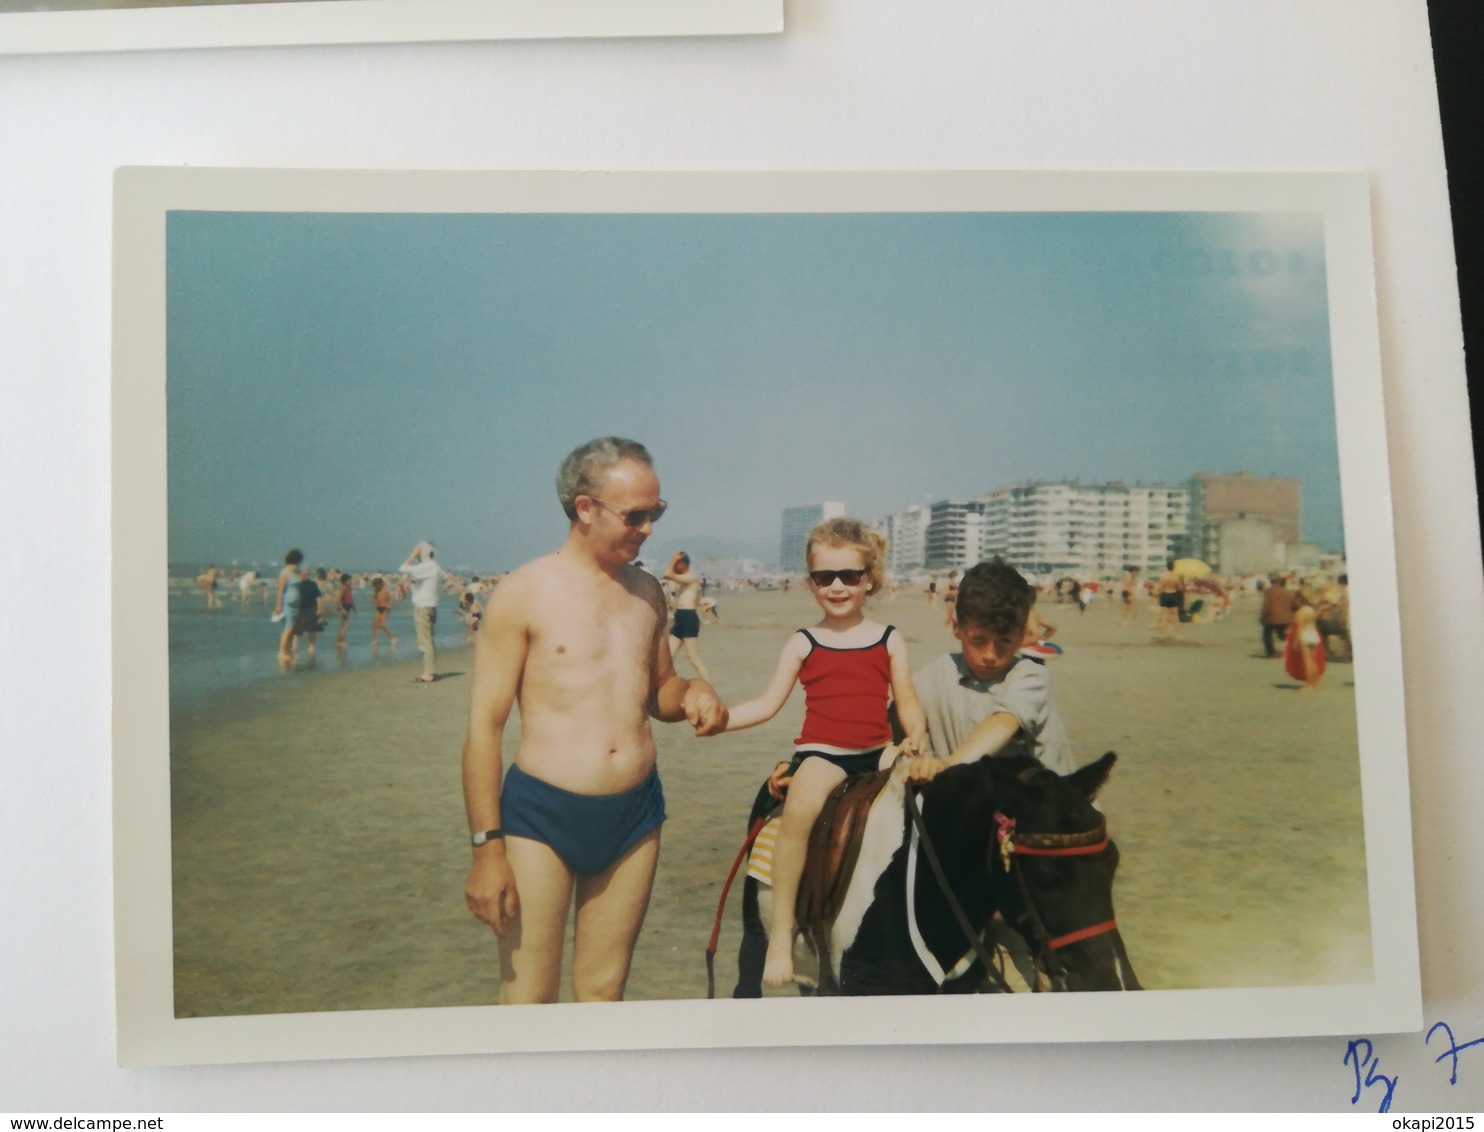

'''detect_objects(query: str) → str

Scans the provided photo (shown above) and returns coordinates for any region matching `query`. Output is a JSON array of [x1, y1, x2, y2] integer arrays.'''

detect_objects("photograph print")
[[112, 168, 1419, 1065], [0, 0, 782, 55]]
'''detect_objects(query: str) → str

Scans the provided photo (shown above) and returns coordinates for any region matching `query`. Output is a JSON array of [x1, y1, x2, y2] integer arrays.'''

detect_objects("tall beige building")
[[1187, 472, 1302, 566]]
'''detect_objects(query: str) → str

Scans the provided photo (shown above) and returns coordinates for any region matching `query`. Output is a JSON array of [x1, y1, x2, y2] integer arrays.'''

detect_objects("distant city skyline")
[[167, 209, 1345, 574]]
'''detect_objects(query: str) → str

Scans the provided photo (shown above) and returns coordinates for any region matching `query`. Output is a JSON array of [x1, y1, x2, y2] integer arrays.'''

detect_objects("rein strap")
[[906, 786, 1007, 992]]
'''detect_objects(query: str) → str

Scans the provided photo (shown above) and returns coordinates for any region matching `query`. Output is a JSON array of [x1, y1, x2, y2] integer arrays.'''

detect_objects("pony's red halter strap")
[[1011, 837, 1110, 858], [993, 812, 1109, 861], [1047, 919, 1119, 950]]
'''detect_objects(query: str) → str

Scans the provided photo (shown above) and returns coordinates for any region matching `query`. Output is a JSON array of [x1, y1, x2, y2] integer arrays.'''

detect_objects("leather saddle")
[[795, 767, 894, 992]]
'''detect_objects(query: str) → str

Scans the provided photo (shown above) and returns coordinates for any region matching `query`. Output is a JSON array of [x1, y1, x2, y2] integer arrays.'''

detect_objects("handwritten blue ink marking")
[[1345, 1038, 1399, 1113], [1426, 1021, 1484, 1087]]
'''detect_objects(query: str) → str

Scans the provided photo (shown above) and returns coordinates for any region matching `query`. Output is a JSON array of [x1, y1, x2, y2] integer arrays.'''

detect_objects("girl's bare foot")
[[762, 936, 795, 987]]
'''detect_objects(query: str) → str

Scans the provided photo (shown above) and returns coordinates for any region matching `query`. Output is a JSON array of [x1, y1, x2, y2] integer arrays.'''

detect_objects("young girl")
[[370, 575, 397, 650], [724, 518, 927, 987], [336, 572, 356, 649], [1285, 603, 1327, 692]]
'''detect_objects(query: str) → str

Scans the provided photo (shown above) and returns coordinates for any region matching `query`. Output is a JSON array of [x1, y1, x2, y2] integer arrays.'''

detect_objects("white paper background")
[[2, 0, 1480, 1112]]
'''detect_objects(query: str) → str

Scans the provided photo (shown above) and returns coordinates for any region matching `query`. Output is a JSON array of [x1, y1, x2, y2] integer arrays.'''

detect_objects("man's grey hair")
[[556, 437, 653, 521]]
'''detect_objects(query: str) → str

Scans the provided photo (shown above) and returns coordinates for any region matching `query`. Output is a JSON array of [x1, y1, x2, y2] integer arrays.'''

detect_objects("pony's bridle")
[[906, 778, 1141, 993], [992, 810, 1124, 991]]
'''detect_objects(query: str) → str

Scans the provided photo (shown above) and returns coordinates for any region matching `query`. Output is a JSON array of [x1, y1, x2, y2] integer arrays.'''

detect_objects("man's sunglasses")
[[808, 569, 869, 587], [589, 497, 668, 528]]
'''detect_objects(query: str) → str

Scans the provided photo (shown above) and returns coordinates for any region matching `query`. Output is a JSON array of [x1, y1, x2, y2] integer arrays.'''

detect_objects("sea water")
[[167, 584, 465, 713]]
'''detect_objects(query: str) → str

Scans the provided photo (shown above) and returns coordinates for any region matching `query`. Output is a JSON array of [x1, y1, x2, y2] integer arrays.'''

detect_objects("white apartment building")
[[877, 504, 930, 574], [981, 481, 1189, 577], [779, 501, 845, 572], [923, 499, 987, 571]]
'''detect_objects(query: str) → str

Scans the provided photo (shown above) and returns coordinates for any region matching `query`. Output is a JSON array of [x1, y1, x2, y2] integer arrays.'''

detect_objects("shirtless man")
[[1154, 560, 1185, 633], [664, 550, 712, 682], [462, 437, 728, 1004]]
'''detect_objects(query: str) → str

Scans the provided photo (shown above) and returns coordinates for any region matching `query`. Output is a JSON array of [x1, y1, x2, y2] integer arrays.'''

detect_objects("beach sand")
[[169, 588, 1369, 1016]]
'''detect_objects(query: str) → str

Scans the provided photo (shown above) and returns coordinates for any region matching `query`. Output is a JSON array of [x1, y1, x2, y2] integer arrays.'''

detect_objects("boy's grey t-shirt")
[[915, 652, 1076, 774]]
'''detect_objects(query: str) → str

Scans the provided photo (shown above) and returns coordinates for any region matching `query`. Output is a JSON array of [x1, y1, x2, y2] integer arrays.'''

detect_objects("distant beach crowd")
[[181, 555, 1352, 683]]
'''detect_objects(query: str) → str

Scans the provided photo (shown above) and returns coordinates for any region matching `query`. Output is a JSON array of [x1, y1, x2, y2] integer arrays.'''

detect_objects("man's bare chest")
[[529, 588, 659, 670]]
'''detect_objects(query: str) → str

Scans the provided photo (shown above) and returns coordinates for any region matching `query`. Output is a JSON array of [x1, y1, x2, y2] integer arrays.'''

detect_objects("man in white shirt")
[[400, 541, 445, 683]]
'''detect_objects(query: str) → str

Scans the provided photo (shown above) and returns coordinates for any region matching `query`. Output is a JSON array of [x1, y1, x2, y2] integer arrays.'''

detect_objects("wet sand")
[[169, 588, 1368, 1016]]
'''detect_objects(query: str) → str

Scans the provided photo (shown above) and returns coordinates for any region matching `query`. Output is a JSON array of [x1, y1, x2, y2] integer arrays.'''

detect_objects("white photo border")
[[0, 0, 782, 56], [112, 167, 1421, 1067]]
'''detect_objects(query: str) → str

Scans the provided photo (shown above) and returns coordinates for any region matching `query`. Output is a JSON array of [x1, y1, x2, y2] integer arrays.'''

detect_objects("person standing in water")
[[272, 548, 304, 664], [400, 542, 445, 683]]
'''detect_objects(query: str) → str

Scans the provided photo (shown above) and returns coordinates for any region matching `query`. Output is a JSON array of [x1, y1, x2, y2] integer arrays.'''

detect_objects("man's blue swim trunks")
[[501, 763, 667, 877]]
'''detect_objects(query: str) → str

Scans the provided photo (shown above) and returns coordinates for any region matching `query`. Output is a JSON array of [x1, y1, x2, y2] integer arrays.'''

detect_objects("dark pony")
[[734, 751, 1139, 996]]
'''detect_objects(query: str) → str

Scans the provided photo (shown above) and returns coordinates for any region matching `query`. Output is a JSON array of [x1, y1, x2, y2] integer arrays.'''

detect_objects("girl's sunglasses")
[[808, 569, 868, 587]]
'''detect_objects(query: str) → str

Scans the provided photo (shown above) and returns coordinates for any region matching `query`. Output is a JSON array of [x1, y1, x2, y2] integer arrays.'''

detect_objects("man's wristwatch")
[[470, 828, 505, 847]]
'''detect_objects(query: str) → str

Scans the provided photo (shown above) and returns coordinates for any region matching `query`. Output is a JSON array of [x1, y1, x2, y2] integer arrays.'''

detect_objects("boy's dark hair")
[[954, 557, 1035, 635], [341, 573, 352, 584], [285, 548, 303, 566]]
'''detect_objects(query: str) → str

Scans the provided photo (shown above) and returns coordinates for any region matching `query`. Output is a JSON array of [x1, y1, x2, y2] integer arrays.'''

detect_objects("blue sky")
[[166, 208, 1341, 574]]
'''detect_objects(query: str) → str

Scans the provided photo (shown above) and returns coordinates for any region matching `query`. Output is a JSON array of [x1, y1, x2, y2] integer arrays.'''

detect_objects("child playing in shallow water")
[[723, 517, 927, 987], [370, 575, 397, 650], [335, 572, 356, 649]]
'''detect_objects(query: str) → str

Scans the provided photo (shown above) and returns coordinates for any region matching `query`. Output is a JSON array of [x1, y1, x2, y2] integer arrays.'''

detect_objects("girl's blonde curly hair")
[[805, 517, 889, 595]]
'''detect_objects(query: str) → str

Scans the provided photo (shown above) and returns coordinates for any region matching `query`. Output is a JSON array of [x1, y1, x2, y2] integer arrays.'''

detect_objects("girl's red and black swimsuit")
[[794, 625, 895, 754]]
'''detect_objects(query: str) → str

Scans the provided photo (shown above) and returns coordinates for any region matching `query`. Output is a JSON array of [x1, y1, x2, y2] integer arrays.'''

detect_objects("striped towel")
[[746, 814, 783, 885]]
